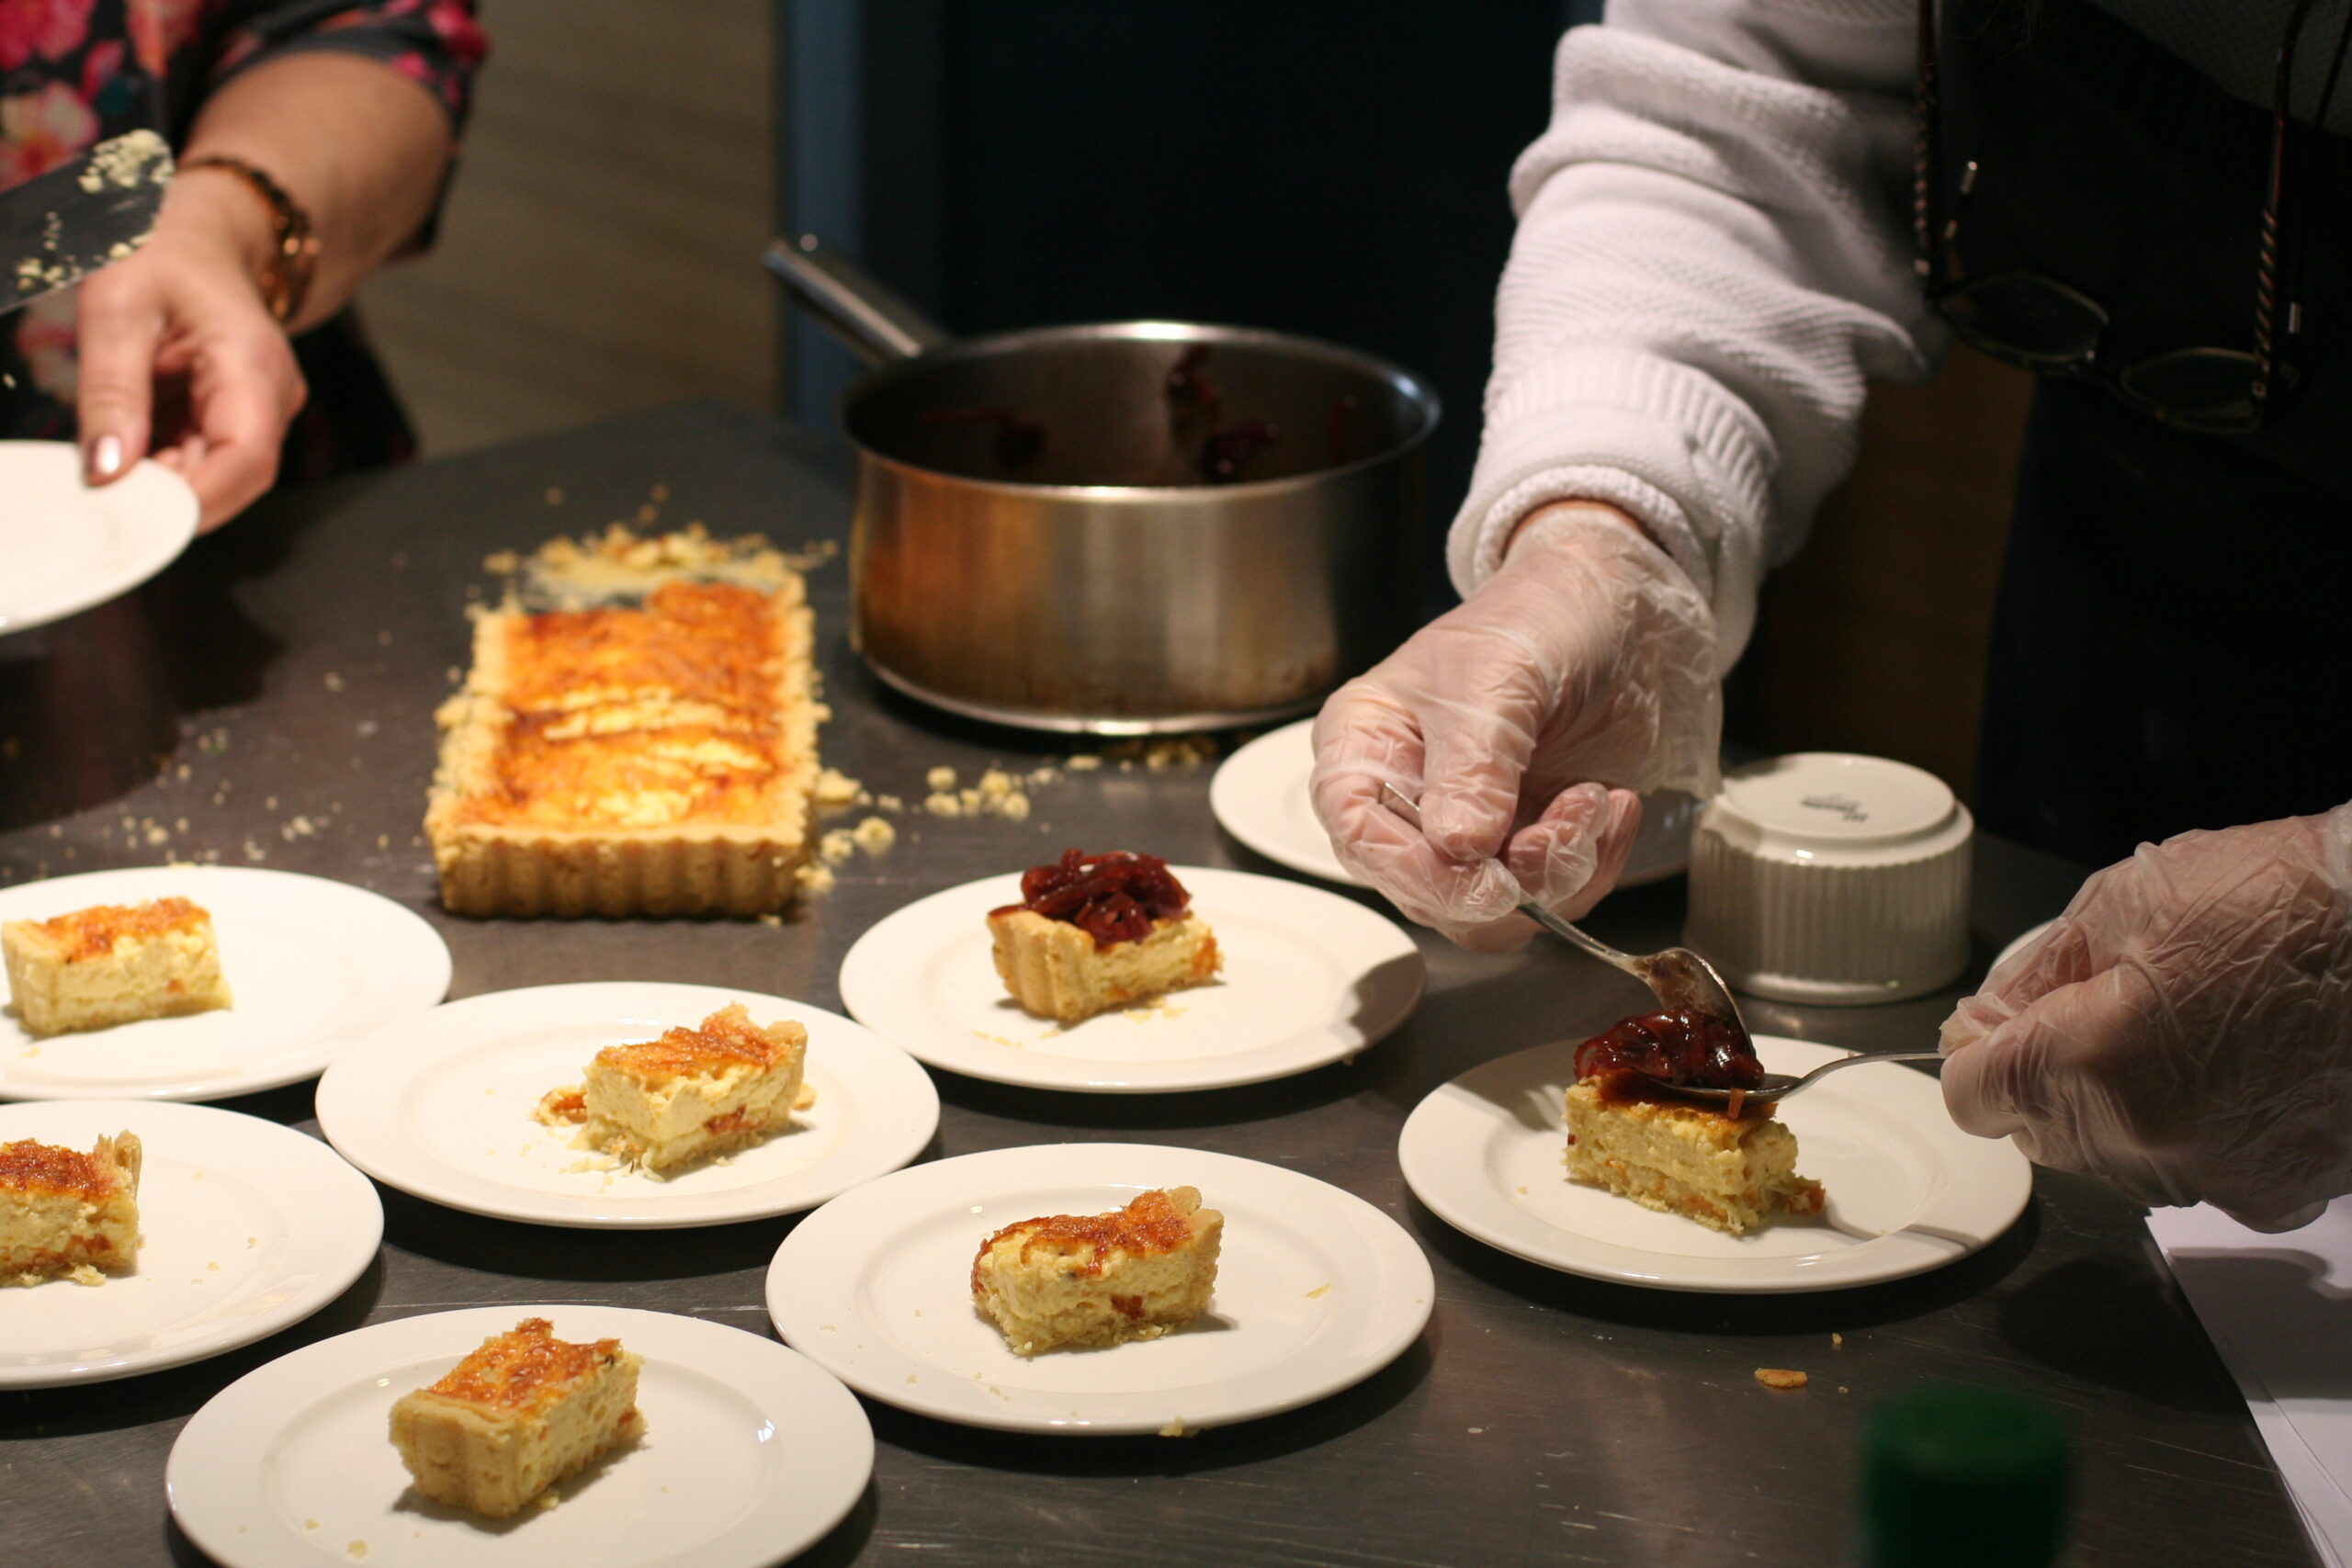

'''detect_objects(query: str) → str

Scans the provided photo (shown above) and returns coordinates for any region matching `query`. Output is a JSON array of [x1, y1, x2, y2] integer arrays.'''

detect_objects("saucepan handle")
[[762, 233, 954, 367]]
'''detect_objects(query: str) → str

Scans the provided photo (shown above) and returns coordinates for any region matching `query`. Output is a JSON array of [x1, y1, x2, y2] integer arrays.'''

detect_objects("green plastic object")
[[1861, 1385, 2071, 1568]]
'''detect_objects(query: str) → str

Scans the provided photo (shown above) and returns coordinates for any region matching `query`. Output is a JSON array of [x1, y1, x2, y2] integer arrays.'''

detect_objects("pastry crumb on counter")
[[806, 817, 899, 889], [890, 738, 1213, 826], [814, 767, 865, 807], [1755, 1368, 1808, 1390], [1086, 736, 1221, 773], [494, 520, 803, 606], [919, 771, 1029, 820], [778, 537, 840, 571]]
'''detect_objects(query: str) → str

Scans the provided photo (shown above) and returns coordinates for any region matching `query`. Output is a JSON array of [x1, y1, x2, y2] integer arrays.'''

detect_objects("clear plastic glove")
[[1941, 803, 2352, 1232], [1309, 504, 1722, 951]]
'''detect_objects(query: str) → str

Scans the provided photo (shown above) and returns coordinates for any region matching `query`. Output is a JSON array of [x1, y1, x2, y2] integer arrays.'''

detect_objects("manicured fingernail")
[[87, 434, 122, 479]]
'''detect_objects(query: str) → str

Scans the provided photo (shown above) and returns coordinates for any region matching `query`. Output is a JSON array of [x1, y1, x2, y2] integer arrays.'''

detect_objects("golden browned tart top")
[[592, 1003, 796, 1077], [450, 581, 799, 831], [424, 1317, 623, 1413], [971, 1190, 1199, 1291], [501, 581, 780, 712], [28, 897, 209, 962], [0, 1138, 122, 1199]]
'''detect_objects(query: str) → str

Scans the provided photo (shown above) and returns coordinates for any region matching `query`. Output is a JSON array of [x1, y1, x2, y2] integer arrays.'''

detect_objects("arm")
[[1313, 0, 1939, 946], [1458, 0, 1940, 667], [179, 49, 455, 333], [78, 27, 472, 528]]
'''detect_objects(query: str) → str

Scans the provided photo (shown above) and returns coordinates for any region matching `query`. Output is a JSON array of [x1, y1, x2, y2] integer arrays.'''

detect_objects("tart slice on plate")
[[971, 1185, 1222, 1355], [1563, 1009, 1823, 1236], [390, 1315, 645, 1518], [987, 850, 1221, 1023]]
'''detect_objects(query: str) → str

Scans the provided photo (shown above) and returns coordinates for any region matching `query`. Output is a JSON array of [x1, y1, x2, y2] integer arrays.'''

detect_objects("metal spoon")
[[1654, 1047, 1947, 1109], [1373, 784, 1944, 1107], [1376, 782, 1754, 1044]]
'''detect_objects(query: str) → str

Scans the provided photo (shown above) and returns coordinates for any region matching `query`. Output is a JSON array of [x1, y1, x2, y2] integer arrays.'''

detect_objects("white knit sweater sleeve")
[[1450, 0, 1948, 670]]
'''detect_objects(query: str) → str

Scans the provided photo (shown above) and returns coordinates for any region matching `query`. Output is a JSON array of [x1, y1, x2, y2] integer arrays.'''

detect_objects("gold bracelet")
[[179, 153, 319, 324]]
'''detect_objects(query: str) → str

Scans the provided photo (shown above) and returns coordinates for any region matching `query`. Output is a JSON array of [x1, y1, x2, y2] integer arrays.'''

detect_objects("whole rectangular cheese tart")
[[390, 1316, 643, 1518], [426, 529, 820, 918], [0, 1132, 141, 1287]]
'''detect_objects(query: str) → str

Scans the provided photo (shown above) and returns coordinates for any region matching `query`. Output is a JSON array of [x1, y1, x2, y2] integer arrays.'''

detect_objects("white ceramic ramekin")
[[1683, 752, 1973, 1006]]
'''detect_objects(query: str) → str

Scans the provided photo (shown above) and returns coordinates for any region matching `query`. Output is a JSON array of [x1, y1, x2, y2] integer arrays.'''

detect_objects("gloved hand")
[[1940, 803, 2352, 1232], [1309, 503, 1722, 950]]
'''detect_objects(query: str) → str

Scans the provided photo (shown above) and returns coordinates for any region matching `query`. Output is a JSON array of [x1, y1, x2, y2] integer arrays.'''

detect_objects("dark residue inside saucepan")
[[853, 327, 1429, 490]]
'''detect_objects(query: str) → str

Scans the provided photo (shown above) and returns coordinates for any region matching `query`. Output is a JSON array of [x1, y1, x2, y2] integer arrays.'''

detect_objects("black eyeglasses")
[[1913, 0, 2352, 435]]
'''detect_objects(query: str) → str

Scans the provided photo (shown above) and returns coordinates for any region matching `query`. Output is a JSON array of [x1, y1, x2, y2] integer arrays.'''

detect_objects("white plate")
[[1991, 918, 2060, 976], [315, 982, 940, 1229], [0, 866, 452, 1101], [167, 1304, 874, 1568], [837, 866, 1424, 1093], [0, 441, 198, 636], [1398, 1035, 2031, 1293], [0, 1099, 381, 1388], [1210, 717, 1697, 889], [765, 1142, 1432, 1434]]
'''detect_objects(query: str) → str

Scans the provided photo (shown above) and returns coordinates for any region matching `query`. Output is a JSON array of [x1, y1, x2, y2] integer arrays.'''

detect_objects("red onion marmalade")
[[994, 850, 1192, 947], [1574, 1009, 1762, 1100]]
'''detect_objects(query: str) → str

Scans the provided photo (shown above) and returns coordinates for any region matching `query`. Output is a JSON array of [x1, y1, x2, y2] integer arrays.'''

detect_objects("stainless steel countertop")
[[0, 403, 2312, 1567]]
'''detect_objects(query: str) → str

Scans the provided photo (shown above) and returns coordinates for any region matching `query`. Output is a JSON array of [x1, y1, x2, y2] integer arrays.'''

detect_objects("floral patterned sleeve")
[[201, 0, 486, 130], [1, 0, 487, 459]]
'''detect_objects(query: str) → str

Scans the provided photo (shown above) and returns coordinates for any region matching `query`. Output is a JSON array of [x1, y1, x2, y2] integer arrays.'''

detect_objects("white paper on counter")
[[2147, 1197, 2352, 1568]]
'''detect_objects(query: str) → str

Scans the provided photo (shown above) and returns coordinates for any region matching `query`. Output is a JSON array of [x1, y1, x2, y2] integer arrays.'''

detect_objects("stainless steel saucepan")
[[764, 236, 1439, 734]]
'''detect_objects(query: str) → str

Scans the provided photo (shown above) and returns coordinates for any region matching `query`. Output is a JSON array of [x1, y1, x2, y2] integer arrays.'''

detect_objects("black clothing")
[[1942, 0, 2352, 862]]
